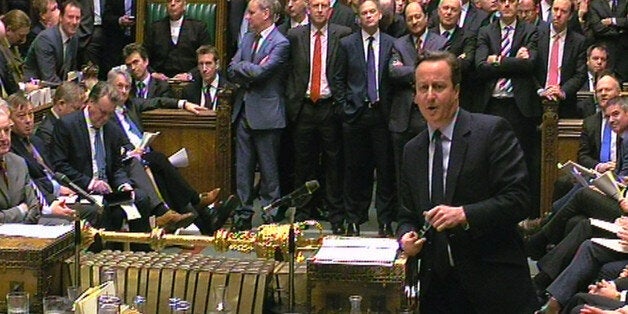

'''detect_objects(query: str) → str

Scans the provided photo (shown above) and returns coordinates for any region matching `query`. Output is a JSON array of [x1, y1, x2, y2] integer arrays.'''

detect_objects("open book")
[[311, 237, 399, 266], [592, 171, 625, 201], [557, 160, 599, 187], [138, 131, 160, 150], [590, 218, 628, 253]]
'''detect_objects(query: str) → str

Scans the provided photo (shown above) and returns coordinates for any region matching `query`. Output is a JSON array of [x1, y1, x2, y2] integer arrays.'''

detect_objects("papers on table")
[[169, 148, 189, 168], [138, 131, 160, 150], [0, 224, 72, 239], [312, 237, 399, 266]]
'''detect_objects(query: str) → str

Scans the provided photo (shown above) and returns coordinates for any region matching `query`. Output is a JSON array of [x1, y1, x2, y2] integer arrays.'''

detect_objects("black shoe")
[[209, 195, 239, 232], [524, 232, 549, 260], [331, 223, 345, 235], [232, 217, 252, 232], [378, 223, 394, 237], [346, 223, 360, 236]]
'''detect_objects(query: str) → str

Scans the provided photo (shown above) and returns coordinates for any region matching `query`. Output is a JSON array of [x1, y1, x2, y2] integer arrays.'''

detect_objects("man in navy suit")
[[534, 0, 587, 118], [182, 45, 227, 109], [398, 51, 537, 314], [228, 0, 289, 231], [122, 43, 174, 99], [587, 0, 628, 80], [389, 2, 446, 215], [475, 0, 540, 216], [24, 0, 81, 83], [338, 0, 396, 237], [285, 0, 351, 232]]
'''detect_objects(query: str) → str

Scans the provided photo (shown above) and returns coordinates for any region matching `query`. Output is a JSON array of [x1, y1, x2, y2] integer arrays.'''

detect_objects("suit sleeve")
[[388, 46, 416, 85], [0, 160, 41, 224], [578, 117, 602, 169], [227, 39, 290, 85], [32, 35, 63, 83], [475, 26, 538, 78], [463, 118, 530, 237], [587, 4, 620, 36], [560, 39, 588, 97]]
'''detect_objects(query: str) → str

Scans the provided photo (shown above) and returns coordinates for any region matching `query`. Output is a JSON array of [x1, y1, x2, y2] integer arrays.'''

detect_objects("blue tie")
[[94, 128, 107, 181], [366, 36, 377, 103], [123, 110, 143, 139], [601, 122, 612, 163]]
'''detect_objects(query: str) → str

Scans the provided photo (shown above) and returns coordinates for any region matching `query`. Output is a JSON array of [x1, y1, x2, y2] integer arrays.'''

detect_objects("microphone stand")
[[288, 207, 296, 312], [74, 208, 81, 288]]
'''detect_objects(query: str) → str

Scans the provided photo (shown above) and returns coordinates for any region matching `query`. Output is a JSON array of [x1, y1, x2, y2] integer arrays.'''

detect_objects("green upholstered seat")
[[146, 3, 217, 45]]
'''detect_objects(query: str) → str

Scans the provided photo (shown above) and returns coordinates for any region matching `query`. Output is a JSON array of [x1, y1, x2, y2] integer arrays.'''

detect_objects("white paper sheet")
[[0, 224, 72, 238]]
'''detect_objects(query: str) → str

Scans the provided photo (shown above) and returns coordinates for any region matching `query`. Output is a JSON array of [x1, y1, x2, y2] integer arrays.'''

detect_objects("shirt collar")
[[258, 24, 276, 42], [499, 19, 517, 31], [83, 107, 96, 129], [311, 23, 329, 36], [169, 16, 184, 27], [550, 24, 567, 38], [290, 15, 309, 28], [461, 1, 469, 12], [428, 109, 459, 141], [59, 25, 71, 43], [203, 73, 220, 89], [361, 29, 380, 42]]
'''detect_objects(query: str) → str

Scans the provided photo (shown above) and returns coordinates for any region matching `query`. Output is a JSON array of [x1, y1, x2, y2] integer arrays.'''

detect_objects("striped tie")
[[497, 26, 514, 94], [30, 180, 48, 209]]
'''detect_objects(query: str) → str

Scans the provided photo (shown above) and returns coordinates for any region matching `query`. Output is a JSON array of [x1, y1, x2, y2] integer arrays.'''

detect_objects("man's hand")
[[50, 199, 76, 218], [620, 264, 628, 278], [425, 205, 467, 232], [172, 72, 193, 82], [400, 231, 426, 257], [596, 161, 616, 173], [90, 179, 112, 194], [486, 55, 499, 64], [24, 82, 41, 93], [151, 72, 169, 81], [602, 18, 613, 26], [391, 60, 403, 67], [617, 225, 628, 246], [184, 102, 209, 115], [619, 199, 628, 213], [118, 15, 135, 27], [516, 47, 530, 59], [588, 279, 620, 299], [580, 304, 624, 314]]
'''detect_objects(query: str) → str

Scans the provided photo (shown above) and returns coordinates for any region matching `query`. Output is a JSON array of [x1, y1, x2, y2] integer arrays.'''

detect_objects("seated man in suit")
[[50, 82, 192, 247], [578, 44, 610, 117], [122, 43, 173, 99], [35, 81, 85, 148], [107, 67, 234, 235], [6, 93, 99, 224], [0, 103, 41, 223], [24, 0, 81, 83], [21, 0, 59, 57], [144, 0, 211, 78], [182, 45, 226, 110]]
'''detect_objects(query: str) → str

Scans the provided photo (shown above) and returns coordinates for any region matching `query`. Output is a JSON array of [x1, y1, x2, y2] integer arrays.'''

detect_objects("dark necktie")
[[601, 122, 612, 163], [431, 130, 444, 205], [442, 30, 451, 40], [93, 127, 107, 181], [0, 159, 8, 188], [203, 85, 213, 109], [366, 36, 377, 103], [251, 34, 262, 62], [136, 81, 146, 99]]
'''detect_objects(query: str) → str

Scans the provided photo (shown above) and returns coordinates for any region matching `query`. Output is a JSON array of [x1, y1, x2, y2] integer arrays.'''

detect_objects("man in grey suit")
[[0, 108, 40, 224], [227, 0, 289, 231], [389, 2, 447, 206], [24, 0, 81, 83], [285, 0, 351, 233]]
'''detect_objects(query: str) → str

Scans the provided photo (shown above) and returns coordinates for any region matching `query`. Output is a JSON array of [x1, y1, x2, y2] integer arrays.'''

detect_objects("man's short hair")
[[107, 66, 132, 85], [587, 43, 608, 59], [88, 82, 122, 105], [122, 43, 149, 61], [196, 45, 220, 61], [6, 92, 31, 113], [54, 81, 83, 105], [607, 96, 628, 112], [33, 0, 55, 17], [417, 51, 462, 88], [60, 0, 82, 16], [1, 9, 31, 30], [255, 0, 283, 21]]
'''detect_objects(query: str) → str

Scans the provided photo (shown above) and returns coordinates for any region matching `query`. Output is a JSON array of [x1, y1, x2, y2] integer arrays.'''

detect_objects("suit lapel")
[[490, 24, 501, 55], [254, 28, 277, 64], [78, 115, 93, 164], [538, 25, 550, 80], [147, 78, 157, 98], [511, 23, 526, 55], [326, 26, 337, 70], [445, 110, 470, 203], [378, 35, 390, 85], [416, 133, 431, 211]]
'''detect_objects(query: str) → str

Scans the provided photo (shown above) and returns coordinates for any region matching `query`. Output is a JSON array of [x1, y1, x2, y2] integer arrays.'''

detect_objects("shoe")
[[196, 188, 221, 210], [378, 223, 394, 238], [524, 232, 550, 260], [232, 217, 252, 232], [209, 195, 239, 231], [331, 222, 345, 235], [534, 297, 560, 314], [155, 210, 197, 232], [346, 223, 360, 236], [518, 218, 543, 235]]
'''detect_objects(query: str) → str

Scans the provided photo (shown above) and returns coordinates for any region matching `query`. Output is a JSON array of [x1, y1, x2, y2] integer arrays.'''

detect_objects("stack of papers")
[[312, 237, 399, 266], [0, 224, 72, 239]]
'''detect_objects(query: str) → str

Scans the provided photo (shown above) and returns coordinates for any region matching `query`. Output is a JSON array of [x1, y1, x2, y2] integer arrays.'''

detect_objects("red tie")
[[310, 31, 322, 103], [547, 34, 561, 87]]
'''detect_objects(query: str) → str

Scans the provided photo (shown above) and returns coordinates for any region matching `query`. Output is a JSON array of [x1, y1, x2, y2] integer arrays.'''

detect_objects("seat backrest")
[[145, 3, 217, 45]]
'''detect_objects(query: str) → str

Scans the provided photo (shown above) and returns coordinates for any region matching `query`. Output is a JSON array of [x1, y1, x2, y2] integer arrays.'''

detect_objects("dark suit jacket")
[[587, 0, 628, 39], [78, 0, 95, 47], [145, 17, 211, 77], [131, 76, 173, 99], [228, 0, 247, 60], [338, 30, 395, 123], [388, 32, 447, 133], [534, 24, 588, 118], [24, 26, 79, 83], [579, 112, 604, 169], [227, 26, 290, 129], [381, 14, 407, 38], [285, 23, 352, 123], [0, 49, 20, 95], [397, 109, 537, 313], [21, 21, 46, 57], [475, 20, 540, 117], [11, 134, 56, 202], [103, 0, 136, 48], [330, 2, 357, 30], [429, 3, 490, 34], [34, 111, 58, 150], [50, 111, 131, 190], [182, 70, 228, 106]]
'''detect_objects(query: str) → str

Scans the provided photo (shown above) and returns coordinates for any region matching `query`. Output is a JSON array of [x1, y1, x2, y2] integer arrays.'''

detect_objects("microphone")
[[53, 172, 103, 207], [263, 180, 320, 212]]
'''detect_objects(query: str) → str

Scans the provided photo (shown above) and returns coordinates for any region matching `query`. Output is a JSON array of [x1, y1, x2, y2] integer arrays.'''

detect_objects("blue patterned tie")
[[366, 36, 377, 103], [600, 122, 612, 162], [93, 128, 107, 181]]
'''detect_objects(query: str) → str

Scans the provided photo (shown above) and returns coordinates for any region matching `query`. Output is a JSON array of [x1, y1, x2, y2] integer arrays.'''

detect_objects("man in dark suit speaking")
[[397, 51, 537, 313]]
